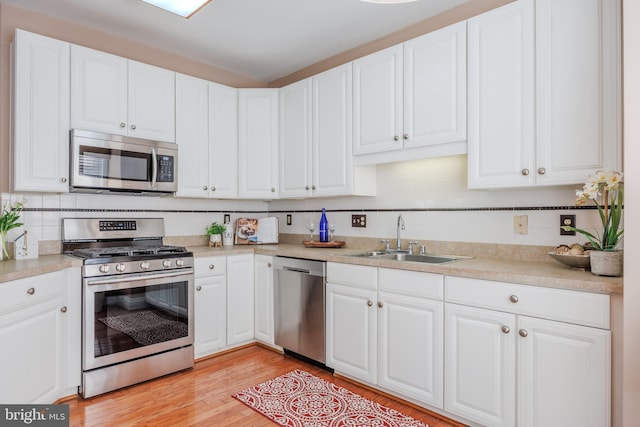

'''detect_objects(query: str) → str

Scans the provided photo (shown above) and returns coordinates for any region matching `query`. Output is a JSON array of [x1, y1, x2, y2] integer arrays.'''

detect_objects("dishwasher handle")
[[283, 266, 310, 274], [273, 257, 326, 278]]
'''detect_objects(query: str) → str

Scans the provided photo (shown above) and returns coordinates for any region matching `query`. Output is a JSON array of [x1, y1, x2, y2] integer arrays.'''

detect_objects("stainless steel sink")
[[346, 251, 471, 264]]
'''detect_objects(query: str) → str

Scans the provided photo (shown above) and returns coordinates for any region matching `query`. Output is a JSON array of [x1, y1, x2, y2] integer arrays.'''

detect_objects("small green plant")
[[205, 222, 226, 236]]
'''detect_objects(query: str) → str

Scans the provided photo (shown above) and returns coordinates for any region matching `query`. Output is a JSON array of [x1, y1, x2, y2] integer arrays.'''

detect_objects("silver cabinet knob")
[[501, 325, 511, 334], [196, 285, 202, 291], [403, 133, 409, 140], [367, 300, 373, 307], [27, 287, 35, 295], [60, 306, 67, 313], [203, 186, 208, 190], [271, 187, 276, 192], [519, 329, 528, 338], [305, 186, 310, 190], [521, 169, 530, 176], [120, 123, 126, 128], [209, 264, 215, 270], [131, 124, 137, 130], [377, 301, 383, 308], [509, 295, 519, 303], [267, 263, 272, 268], [537, 167, 546, 175], [312, 185, 316, 190], [394, 135, 400, 141], [211, 186, 216, 192], [60, 177, 67, 183]]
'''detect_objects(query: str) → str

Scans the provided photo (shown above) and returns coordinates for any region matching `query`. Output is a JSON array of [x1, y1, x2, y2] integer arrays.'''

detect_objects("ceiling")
[[1, 0, 471, 82]]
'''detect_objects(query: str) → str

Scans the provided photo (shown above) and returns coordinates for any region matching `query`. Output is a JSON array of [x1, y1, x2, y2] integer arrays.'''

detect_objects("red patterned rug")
[[232, 369, 429, 427]]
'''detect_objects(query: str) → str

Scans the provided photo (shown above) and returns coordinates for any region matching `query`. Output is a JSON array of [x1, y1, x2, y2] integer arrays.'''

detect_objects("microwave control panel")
[[157, 155, 174, 182]]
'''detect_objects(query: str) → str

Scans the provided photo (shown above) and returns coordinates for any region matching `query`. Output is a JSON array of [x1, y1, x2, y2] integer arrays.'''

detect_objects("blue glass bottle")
[[319, 208, 329, 242]]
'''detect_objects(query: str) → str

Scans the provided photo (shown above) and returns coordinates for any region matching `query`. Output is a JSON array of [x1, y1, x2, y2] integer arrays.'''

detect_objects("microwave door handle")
[[151, 148, 158, 189]]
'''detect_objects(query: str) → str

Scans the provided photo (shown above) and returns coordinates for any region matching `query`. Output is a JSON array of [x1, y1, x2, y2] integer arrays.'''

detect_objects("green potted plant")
[[0, 200, 25, 260], [206, 222, 226, 247], [561, 170, 623, 276]]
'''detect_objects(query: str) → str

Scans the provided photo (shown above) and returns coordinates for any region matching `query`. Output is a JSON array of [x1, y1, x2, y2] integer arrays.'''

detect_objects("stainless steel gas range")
[[62, 218, 194, 398]]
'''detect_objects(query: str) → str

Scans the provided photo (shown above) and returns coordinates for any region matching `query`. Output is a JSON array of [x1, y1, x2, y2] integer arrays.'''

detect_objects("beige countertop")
[[0, 244, 623, 295]]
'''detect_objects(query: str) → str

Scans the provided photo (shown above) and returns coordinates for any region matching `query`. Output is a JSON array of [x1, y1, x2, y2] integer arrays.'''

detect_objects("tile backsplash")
[[2, 155, 608, 253]]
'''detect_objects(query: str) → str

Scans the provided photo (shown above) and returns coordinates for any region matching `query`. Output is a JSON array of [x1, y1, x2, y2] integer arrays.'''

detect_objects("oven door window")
[[79, 145, 151, 182], [93, 280, 189, 358]]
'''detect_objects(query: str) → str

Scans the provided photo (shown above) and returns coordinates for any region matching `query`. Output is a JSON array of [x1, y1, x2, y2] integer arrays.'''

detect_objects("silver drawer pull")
[[27, 287, 35, 295], [367, 300, 373, 307], [519, 329, 528, 338], [209, 265, 215, 270], [60, 306, 67, 313], [377, 302, 383, 308], [501, 325, 510, 334], [196, 285, 202, 291], [509, 295, 519, 303]]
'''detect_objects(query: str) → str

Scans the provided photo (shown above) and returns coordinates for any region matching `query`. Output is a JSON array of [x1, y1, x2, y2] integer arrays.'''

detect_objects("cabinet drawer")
[[327, 263, 377, 289], [445, 276, 610, 329], [0, 271, 66, 312], [195, 256, 226, 277], [378, 268, 443, 300]]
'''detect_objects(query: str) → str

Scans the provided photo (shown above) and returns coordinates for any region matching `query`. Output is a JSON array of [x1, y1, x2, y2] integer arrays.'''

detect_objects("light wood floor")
[[64, 345, 464, 426]]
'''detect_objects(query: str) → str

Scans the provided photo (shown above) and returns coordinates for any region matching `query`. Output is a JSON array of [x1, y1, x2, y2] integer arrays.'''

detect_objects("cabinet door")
[[13, 30, 70, 192], [70, 45, 128, 135], [254, 255, 275, 344], [209, 82, 239, 198], [535, 0, 621, 185], [378, 291, 444, 408], [279, 78, 313, 198], [227, 254, 255, 345], [467, 0, 535, 189], [403, 21, 466, 149], [194, 275, 226, 358], [445, 303, 516, 427], [517, 316, 611, 427], [238, 89, 279, 199], [313, 63, 356, 197], [175, 73, 210, 198], [353, 45, 403, 155], [326, 282, 377, 384], [127, 60, 175, 142]]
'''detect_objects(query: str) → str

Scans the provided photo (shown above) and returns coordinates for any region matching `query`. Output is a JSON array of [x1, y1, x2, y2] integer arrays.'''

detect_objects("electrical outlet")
[[223, 214, 231, 224], [560, 215, 576, 235], [352, 214, 367, 228], [286, 214, 292, 226], [514, 215, 528, 235]]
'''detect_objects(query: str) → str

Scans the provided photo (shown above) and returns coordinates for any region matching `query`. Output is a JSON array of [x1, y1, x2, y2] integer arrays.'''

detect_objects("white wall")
[[271, 154, 605, 247]]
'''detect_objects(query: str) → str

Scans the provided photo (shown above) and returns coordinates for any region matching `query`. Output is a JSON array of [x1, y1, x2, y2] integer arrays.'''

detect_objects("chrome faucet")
[[395, 214, 405, 251]]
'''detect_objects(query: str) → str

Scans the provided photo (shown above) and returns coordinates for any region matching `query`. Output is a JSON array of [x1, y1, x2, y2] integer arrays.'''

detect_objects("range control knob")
[[139, 261, 150, 270], [176, 259, 184, 267], [115, 263, 126, 273], [99, 265, 110, 274], [162, 259, 172, 268]]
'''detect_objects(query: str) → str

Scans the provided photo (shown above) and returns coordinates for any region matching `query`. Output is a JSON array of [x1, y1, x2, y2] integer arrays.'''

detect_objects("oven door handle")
[[86, 270, 192, 288], [151, 148, 158, 189]]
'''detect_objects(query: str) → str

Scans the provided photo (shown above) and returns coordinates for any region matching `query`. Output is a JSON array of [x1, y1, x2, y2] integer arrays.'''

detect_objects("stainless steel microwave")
[[70, 129, 178, 195]]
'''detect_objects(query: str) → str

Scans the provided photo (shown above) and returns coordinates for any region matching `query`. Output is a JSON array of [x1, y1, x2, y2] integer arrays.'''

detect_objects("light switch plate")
[[514, 215, 528, 235]]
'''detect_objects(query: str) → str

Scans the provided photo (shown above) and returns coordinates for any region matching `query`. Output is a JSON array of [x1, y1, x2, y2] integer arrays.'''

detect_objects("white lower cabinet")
[[444, 276, 611, 427], [194, 254, 254, 358], [227, 254, 255, 345], [326, 263, 444, 409], [0, 269, 80, 404], [254, 255, 275, 345], [194, 256, 227, 358]]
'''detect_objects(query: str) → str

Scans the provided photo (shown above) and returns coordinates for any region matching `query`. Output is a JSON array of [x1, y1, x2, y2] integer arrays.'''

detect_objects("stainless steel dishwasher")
[[273, 257, 327, 365]]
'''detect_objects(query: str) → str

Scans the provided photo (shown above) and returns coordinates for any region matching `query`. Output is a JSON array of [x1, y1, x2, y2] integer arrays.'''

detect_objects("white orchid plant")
[[562, 170, 623, 251]]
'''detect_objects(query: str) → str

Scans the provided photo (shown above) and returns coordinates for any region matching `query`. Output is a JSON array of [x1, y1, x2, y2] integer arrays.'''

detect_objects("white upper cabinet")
[[468, 0, 621, 189], [175, 74, 238, 198], [279, 64, 376, 198], [13, 30, 70, 193], [238, 89, 279, 199], [353, 45, 403, 156], [71, 45, 176, 142], [209, 82, 239, 198], [353, 22, 467, 165]]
